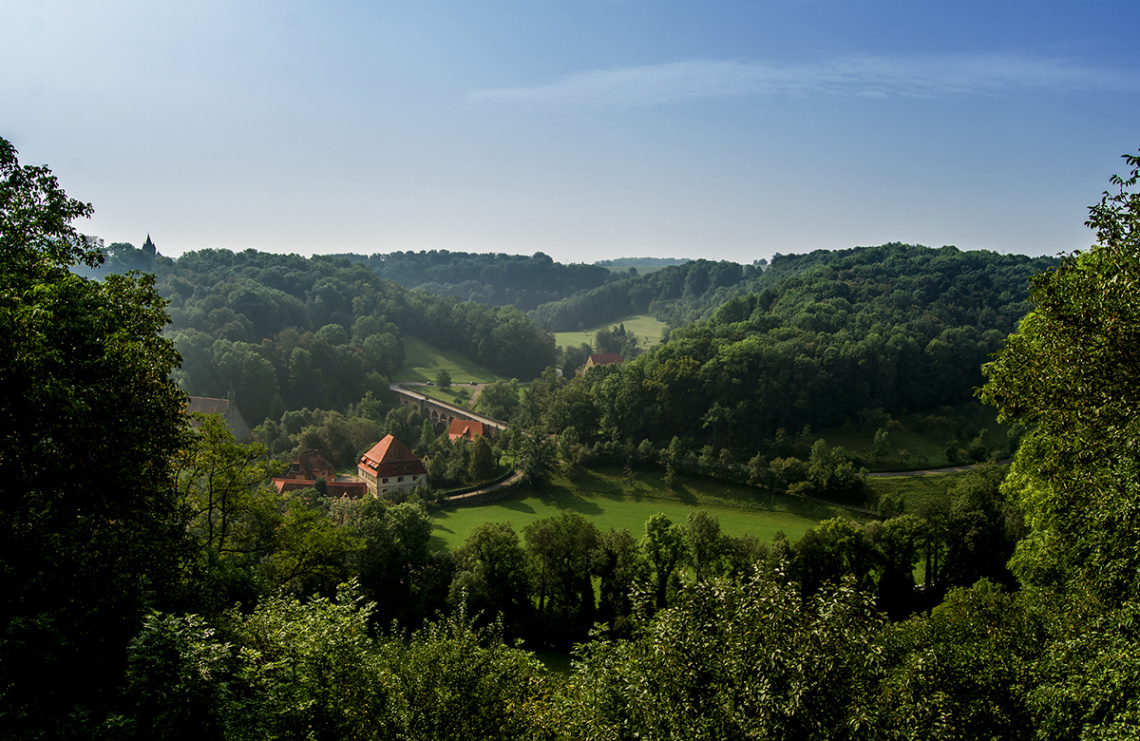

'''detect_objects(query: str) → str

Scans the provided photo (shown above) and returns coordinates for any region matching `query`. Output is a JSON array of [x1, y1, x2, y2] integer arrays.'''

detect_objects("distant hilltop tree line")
[[329, 249, 617, 312], [593, 256, 692, 268]]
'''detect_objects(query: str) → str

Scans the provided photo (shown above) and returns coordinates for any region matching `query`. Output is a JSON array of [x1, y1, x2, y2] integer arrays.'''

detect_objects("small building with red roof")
[[271, 450, 368, 498], [357, 435, 428, 497], [584, 353, 625, 371], [448, 419, 486, 442]]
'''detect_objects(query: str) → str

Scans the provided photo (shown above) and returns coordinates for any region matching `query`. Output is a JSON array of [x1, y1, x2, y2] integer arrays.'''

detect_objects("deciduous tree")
[[981, 150, 1140, 607], [0, 137, 190, 732], [980, 150, 1140, 735]]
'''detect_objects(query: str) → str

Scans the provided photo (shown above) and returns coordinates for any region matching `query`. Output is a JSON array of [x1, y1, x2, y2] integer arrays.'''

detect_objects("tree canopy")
[[981, 152, 1140, 605], [0, 137, 191, 731]]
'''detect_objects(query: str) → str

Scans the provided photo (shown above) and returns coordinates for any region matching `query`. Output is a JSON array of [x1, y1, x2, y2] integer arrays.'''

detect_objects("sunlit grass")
[[553, 314, 667, 352], [392, 335, 511, 384], [429, 465, 850, 551]]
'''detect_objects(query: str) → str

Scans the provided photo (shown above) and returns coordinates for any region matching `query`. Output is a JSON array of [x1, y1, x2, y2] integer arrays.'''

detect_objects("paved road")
[[390, 383, 507, 432], [445, 469, 525, 502], [401, 380, 486, 403]]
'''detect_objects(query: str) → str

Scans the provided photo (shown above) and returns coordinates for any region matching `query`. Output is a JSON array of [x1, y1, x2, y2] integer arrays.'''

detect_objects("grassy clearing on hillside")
[[429, 466, 851, 551], [817, 403, 1012, 470], [412, 383, 479, 408], [391, 335, 510, 384], [553, 314, 667, 351], [863, 472, 967, 516]]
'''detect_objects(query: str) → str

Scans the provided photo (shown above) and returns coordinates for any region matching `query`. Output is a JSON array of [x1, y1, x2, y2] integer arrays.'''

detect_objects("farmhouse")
[[358, 435, 428, 497], [271, 450, 367, 498]]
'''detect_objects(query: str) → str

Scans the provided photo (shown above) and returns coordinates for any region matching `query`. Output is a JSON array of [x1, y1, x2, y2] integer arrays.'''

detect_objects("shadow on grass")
[[503, 465, 862, 524], [773, 494, 849, 520], [502, 499, 536, 514], [528, 479, 606, 516], [546, 495, 604, 516], [672, 485, 698, 506], [574, 465, 860, 520]]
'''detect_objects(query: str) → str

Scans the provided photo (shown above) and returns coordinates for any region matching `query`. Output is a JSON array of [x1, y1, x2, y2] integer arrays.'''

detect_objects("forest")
[[327, 249, 616, 312], [4, 133, 1140, 739], [80, 245, 558, 425]]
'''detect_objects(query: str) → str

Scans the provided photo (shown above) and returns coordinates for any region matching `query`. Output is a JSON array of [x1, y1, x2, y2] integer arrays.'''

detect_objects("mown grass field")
[[553, 314, 668, 351], [391, 335, 510, 385], [429, 466, 855, 551]]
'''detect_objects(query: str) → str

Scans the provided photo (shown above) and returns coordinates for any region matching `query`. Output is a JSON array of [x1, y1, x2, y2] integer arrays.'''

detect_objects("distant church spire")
[[142, 234, 156, 257]]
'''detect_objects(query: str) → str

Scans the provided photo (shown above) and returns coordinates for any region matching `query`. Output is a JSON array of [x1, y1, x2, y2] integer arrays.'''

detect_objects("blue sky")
[[5, 0, 1139, 264]]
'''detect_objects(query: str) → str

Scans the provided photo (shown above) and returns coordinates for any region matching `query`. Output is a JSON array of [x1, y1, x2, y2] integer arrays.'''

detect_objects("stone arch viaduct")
[[389, 384, 508, 435]]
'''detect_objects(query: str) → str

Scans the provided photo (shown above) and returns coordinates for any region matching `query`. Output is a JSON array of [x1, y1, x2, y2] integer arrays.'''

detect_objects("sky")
[[4, 0, 1140, 265]]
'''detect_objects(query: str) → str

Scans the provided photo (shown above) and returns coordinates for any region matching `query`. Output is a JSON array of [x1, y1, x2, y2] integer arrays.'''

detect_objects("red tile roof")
[[448, 419, 486, 442], [586, 353, 625, 368], [329, 481, 368, 499], [273, 479, 313, 494], [271, 478, 368, 499], [358, 435, 426, 478], [281, 451, 336, 482]]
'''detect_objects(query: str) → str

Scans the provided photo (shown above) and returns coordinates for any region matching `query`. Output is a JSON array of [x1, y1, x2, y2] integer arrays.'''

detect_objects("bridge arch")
[[390, 384, 508, 438]]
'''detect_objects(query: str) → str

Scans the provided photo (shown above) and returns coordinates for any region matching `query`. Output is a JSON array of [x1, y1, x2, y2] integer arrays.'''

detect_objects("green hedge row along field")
[[429, 466, 854, 551]]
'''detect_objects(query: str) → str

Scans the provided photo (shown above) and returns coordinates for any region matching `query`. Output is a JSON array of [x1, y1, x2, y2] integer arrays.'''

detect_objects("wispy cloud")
[[469, 54, 1139, 106]]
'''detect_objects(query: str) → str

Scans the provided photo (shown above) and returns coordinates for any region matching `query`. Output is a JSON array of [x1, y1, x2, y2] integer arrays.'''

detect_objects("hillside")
[[327, 250, 616, 311], [78, 240, 1054, 442], [524, 244, 1056, 458], [78, 248, 556, 426]]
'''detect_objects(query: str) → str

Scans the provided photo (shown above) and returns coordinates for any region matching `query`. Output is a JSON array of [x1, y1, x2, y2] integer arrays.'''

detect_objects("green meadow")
[[864, 471, 968, 515], [553, 314, 668, 351], [391, 335, 510, 385], [429, 466, 854, 551]]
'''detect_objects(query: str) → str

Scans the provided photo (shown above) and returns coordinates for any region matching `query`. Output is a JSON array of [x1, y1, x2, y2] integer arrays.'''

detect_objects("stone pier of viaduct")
[[389, 384, 508, 435]]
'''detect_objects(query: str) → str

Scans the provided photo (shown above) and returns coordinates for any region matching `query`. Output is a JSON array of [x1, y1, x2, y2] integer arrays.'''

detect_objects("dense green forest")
[[5, 134, 1140, 739], [84, 237, 1052, 454], [507, 244, 1055, 489], [268, 244, 768, 333], [81, 246, 557, 425], [328, 250, 617, 311], [531, 256, 760, 330]]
